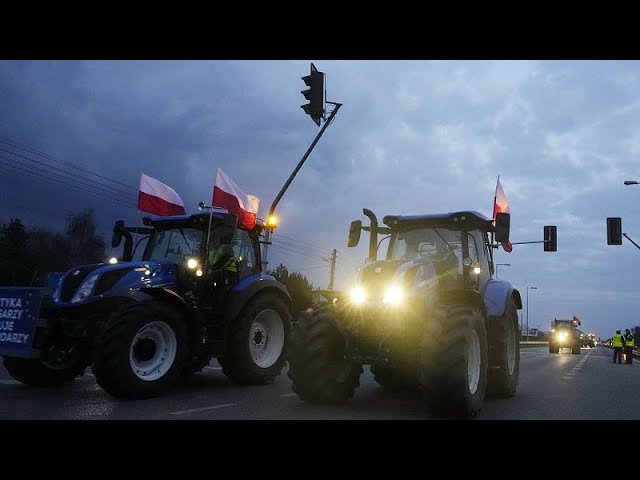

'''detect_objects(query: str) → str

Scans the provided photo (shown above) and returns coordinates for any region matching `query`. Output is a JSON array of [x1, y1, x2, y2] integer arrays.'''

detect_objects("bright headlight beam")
[[350, 286, 367, 305], [383, 285, 404, 305]]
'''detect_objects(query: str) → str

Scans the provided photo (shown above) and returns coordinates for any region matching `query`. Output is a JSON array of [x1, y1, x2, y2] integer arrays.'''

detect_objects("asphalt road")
[[0, 345, 637, 420]]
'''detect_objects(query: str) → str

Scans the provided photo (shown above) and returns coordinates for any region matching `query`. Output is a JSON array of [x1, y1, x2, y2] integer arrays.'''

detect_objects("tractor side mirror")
[[494, 213, 510, 243], [348, 220, 362, 247], [112, 220, 125, 248]]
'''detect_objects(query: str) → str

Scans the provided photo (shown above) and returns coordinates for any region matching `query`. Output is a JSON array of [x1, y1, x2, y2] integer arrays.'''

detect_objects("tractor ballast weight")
[[288, 208, 522, 419], [0, 210, 292, 399]]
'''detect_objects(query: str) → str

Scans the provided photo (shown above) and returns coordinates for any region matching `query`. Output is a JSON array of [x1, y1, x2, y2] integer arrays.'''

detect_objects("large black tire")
[[92, 302, 188, 399], [419, 303, 488, 419], [487, 296, 520, 398], [572, 343, 581, 355], [549, 344, 559, 354], [288, 307, 363, 404], [2, 357, 81, 387], [221, 293, 291, 385]]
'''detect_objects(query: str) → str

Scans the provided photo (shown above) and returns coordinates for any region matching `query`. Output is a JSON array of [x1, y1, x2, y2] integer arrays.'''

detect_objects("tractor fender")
[[483, 280, 522, 317], [436, 289, 487, 317], [137, 287, 193, 320], [225, 274, 291, 322]]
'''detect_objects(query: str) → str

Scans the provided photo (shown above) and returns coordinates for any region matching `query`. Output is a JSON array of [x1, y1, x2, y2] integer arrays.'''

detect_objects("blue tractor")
[[0, 209, 292, 399], [287, 209, 522, 418]]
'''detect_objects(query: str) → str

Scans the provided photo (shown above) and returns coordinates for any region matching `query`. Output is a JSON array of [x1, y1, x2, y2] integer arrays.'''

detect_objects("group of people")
[[611, 329, 635, 364]]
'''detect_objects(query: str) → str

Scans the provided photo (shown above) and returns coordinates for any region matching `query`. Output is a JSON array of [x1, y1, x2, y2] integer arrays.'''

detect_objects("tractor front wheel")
[[93, 301, 187, 399], [3, 357, 81, 387]]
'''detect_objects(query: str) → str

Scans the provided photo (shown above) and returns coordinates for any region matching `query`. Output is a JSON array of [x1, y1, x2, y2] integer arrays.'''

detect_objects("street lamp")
[[495, 263, 511, 278], [526, 286, 538, 341], [624, 180, 639, 186]]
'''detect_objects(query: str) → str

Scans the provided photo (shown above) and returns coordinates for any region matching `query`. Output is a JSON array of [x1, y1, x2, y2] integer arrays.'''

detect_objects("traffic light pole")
[[262, 102, 343, 269], [623, 233, 640, 251]]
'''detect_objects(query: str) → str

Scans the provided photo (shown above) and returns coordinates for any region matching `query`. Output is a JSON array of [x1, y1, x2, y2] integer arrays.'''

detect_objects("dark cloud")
[[1, 60, 640, 339]]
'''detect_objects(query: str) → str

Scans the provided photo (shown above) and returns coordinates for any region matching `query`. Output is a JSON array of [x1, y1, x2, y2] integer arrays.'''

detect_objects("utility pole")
[[328, 248, 337, 290]]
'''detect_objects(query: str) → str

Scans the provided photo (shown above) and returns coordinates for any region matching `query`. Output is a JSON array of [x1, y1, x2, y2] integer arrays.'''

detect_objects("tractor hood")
[[352, 258, 440, 304], [54, 260, 178, 304]]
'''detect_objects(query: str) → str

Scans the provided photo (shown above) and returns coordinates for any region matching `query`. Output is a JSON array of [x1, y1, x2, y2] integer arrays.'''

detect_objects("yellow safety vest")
[[209, 247, 237, 273], [624, 334, 635, 348], [612, 333, 623, 348]]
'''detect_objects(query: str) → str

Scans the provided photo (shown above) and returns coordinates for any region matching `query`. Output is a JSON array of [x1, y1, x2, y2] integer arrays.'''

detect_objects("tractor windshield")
[[388, 227, 463, 265], [143, 227, 205, 264]]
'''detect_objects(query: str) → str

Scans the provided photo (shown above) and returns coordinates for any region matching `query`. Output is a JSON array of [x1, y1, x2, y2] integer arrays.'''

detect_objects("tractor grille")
[[59, 265, 102, 302]]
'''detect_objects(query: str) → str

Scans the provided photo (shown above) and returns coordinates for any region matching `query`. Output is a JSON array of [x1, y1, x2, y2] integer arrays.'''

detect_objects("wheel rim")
[[249, 308, 285, 369], [129, 321, 177, 381], [468, 329, 481, 395], [505, 312, 516, 375]]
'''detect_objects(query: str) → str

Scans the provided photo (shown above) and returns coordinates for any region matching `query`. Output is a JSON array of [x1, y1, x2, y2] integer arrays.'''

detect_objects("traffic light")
[[607, 217, 623, 245], [544, 225, 557, 252], [301, 63, 325, 126]]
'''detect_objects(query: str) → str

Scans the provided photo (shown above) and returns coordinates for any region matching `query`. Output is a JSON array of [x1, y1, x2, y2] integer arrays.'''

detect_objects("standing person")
[[612, 329, 624, 364], [623, 328, 635, 364]]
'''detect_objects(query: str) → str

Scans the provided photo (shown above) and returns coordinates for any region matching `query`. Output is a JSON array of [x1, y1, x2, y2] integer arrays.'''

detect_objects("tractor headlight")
[[187, 258, 199, 269], [383, 284, 405, 305], [557, 331, 568, 341], [350, 286, 368, 305], [70, 273, 99, 303]]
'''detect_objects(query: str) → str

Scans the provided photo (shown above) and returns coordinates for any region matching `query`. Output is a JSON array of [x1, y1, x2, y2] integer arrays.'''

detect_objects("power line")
[[0, 136, 137, 193], [0, 150, 137, 204], [0, 155, 135, 208]]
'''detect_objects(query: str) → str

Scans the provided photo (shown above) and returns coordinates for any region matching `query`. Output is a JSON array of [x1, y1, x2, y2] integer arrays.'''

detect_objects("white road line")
[[204, 366, 222, 371], [280, 393, 298, 397], [170, 403, 236, 416], [0, 380, 21, 385], [562, 349, 593, 381]]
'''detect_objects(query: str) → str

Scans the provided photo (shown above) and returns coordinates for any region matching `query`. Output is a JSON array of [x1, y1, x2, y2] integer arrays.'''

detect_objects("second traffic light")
[[544, 225, 557, 251], [301, 63, 325, 126], [606, 217, 623, 245]]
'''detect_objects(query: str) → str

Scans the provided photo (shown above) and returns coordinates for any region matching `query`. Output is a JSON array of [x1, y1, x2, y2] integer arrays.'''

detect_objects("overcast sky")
[[0, 60, 638, 339]]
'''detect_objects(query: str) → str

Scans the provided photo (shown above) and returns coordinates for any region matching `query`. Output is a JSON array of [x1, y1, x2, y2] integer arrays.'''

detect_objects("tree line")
[[0, 209, 106, 286]]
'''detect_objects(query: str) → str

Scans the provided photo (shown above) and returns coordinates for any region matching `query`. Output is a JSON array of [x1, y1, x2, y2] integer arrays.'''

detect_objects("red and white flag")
[[492, 176, 513, 253], [212, 168, 259, 229], [573, 315, 581, 326], [138, 172, 187, 216]]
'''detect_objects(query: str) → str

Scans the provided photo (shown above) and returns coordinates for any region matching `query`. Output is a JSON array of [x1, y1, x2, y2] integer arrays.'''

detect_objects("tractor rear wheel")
[[419, 303, 488, 419], [221, 293, 291, 385], [487, 296, 520, 398]]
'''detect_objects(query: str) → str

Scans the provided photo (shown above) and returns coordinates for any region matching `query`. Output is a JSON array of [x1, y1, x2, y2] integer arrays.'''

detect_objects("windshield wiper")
[[179, 228, 192, 251]]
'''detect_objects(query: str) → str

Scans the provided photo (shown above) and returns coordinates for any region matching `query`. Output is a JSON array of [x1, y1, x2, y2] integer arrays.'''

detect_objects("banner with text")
[[0, 288, 41, 358]]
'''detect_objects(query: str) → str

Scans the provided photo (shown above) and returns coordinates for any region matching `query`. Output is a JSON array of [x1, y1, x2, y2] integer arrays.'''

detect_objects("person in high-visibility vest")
[[612, 330, 624, 364], [623, 328, 635, 365], [208, 243, 238, 290]]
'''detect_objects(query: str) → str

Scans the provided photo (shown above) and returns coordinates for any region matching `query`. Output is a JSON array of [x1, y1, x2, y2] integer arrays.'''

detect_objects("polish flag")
[[572, 315, 581, 326], [138, 172, 187, 216], [212, 168, 259, 229], [492, 176, 513, 253]]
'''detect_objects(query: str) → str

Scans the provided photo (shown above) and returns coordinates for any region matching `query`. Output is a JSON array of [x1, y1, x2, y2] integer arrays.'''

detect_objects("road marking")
[[204, 366, 222, 371], [84, 373, 95, 377], [0, 380, 21, 385], [280, 393, 298, 397], [562, 349, 592, 381], [170, 403, 236, 416]]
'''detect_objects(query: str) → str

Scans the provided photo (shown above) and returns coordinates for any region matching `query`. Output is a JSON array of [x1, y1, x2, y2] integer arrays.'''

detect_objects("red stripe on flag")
[[212, 186, 256, 229], [138, 191, 187, 216]]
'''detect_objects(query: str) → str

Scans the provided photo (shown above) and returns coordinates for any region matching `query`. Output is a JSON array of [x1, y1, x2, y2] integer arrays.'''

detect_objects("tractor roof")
[[142, 211, 264, 231], [383, 211, 494, 231]]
